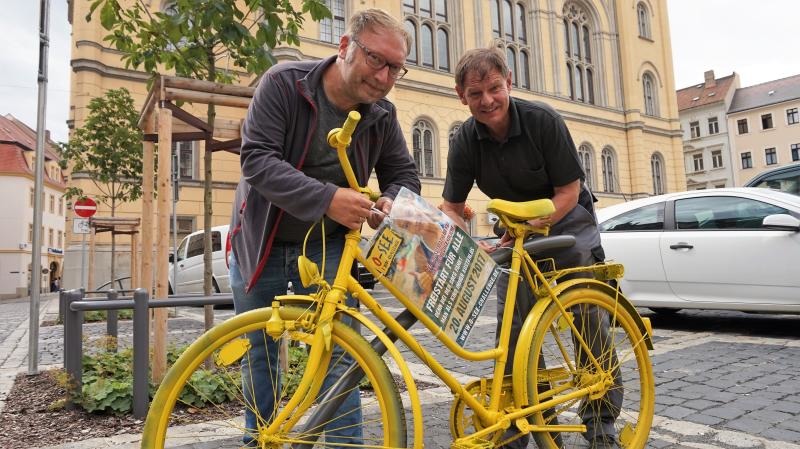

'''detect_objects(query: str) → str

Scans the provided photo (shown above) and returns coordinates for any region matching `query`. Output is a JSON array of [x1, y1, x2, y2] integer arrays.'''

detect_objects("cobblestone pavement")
[[3, 288, 800, 449]]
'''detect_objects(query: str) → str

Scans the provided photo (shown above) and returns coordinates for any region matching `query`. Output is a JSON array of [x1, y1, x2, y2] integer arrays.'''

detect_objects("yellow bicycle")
[[141, 112, 655, 449]]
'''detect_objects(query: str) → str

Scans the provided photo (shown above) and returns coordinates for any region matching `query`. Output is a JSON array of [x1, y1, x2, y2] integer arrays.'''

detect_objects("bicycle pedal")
[[451, 437, 494, 449]]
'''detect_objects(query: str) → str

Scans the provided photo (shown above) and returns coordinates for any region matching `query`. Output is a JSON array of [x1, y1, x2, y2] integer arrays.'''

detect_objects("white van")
[[168, 225, 231, 294]]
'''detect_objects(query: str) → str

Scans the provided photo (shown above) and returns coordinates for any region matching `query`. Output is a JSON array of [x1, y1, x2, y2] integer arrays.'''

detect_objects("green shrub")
[[72, 345, 240, 414]]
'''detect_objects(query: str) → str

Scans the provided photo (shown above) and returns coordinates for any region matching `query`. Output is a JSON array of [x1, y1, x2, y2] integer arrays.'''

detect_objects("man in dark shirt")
[[441, 47, 620, 449]]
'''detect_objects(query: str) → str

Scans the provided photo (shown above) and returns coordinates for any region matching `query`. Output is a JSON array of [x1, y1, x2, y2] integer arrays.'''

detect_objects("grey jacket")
[[231, 56, 421, 292]]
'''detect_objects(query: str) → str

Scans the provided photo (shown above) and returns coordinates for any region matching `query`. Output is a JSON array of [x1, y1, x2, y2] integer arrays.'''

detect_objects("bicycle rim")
[[527, 287, 654, 449], [142, 306, 407, 448]]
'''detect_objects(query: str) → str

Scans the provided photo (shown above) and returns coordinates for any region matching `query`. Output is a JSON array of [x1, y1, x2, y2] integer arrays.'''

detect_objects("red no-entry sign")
[[74, 197, 97, 218]]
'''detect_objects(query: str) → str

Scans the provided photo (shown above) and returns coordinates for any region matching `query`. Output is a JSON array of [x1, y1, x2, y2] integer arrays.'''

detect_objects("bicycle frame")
[[267, 111, 649, 447]]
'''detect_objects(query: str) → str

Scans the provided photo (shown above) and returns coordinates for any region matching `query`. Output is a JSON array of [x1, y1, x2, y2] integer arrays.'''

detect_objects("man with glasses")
[[229, 8, 420, 448]]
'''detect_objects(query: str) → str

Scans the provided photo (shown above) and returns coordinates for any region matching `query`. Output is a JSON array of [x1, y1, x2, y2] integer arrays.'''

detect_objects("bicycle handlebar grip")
[[337, 110, 361, 146]]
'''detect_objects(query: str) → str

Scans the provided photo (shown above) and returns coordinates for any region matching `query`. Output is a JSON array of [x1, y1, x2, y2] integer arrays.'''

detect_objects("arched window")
[[491, 1, 531, 90], [448, 122, 462, 142], [404, 0, 451, 72], [413, 120, 437, 177], [637, 2, 651, 39], [651, 153, 665, 195], [578, 144, 595, 191], [643, 72, 658, 116], [601, 147, 616, 193], [320, 0, 346, 43], [563, 3, 595, 104]]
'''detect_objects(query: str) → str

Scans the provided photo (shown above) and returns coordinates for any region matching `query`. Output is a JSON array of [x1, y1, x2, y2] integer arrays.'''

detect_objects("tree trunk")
[[202, 51, 217, 333]]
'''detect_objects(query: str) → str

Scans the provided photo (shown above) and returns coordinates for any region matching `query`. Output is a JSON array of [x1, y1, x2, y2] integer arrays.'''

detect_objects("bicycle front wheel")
[[526, 287, 654, 449], [142, 306, 407, 448]]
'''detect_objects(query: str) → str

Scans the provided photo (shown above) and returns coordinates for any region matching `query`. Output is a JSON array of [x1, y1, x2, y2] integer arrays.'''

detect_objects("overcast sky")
[[2, 1, 800, 144]]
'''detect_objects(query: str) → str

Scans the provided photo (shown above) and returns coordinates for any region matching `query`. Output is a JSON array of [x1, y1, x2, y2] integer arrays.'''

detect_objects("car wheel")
[[650, 307, 681, 315]]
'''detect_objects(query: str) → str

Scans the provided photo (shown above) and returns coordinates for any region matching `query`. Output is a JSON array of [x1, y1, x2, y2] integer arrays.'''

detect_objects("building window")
[[792, 143, 800, 161], [741, 151, 752, 169], [172, 141, 195, 180], [58, 231, 63, 248], [563, 3, 595, 103], [651, 153, 665, 195], [578, 144, 595, 190], [712, 150, 723, 169], [30, 188, 34, 207], [761, 113, 773, 130], [492, 0, 532, 90], [404, 0, 451, 72], [692, 153, 704, 172], [58, 197, 64, 215], [689, 121, 700, 139], [49, 194, 55, 213], [319, 0, 345, 43], [28, 224, 33, 243], [737, 118, 749, 134], [170, 216, 195, 243], [642, 72, 658, 116], [48, 228, 54, 247], [412, 119, 436, 177], [637, 2, 651, 38], [601, 147, 616, 193], [765, 148, 778, 165], [708, 117, 719, 135], [787, 108, 799, 125]]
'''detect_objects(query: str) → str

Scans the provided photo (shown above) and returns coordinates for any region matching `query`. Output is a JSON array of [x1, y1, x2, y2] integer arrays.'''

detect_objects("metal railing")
[[61, 288, 232, 418]]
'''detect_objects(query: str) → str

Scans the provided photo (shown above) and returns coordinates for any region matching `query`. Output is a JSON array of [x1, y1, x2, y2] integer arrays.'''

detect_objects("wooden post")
[[87, 225, 96, 294], [130, 231, 139, 290], [153, 103, 173, 382], [141, 115, 155, 296]]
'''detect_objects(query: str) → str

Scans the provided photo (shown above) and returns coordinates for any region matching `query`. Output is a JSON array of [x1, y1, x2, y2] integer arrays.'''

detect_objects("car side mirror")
[[762, 214, 800, 232]]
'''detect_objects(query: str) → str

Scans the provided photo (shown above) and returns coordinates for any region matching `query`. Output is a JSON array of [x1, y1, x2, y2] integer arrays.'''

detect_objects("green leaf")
[[99, 1, 118, 30]]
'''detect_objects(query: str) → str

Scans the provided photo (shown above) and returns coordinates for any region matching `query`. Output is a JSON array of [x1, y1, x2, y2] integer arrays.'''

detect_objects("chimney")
[[704, 70, 716, 88], [45, 130, 51, 142]]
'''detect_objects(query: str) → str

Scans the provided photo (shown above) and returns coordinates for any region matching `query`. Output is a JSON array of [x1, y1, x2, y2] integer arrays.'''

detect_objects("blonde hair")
[[454, 46, 509, 88], [347, 8, 411, 55]]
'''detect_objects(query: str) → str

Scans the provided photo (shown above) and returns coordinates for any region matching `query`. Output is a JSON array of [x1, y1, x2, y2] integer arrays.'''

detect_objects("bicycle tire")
[[141, 306, 407, 448], [525, 287, 655, 449]]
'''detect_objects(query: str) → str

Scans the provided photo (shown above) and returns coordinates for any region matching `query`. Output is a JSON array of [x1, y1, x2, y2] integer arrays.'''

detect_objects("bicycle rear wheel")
[[142, 306, 407, 448], [526, 287, 654, 449]]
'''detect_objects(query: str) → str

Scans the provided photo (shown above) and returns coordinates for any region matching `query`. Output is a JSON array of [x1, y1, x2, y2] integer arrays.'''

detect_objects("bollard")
[[132, 288, 150, 418], [59, 289, 67, 364], [63, 289, 84, 409], [106, 289, 119, 351]]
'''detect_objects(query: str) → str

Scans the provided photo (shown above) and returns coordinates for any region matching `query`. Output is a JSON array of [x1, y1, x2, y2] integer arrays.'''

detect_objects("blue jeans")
[[230, 235, 363, 447]]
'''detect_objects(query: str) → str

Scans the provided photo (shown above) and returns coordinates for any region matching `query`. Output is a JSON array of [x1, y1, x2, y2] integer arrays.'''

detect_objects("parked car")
[[596, 188, 800, 314], [744, 162, 800, 196], [169, 225, 231, 294]]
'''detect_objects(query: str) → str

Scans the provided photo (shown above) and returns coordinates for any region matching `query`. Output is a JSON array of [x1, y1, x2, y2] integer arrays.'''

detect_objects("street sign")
[[73, 218, 90, 234], [74, 197, 97, 218]]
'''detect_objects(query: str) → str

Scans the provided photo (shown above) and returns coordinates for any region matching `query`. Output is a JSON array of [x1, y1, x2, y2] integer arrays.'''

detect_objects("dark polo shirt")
[[443, 97, 585, 204]]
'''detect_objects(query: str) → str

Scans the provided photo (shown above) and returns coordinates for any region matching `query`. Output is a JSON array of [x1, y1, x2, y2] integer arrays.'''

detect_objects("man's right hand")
[[327, 187, 374, 229]]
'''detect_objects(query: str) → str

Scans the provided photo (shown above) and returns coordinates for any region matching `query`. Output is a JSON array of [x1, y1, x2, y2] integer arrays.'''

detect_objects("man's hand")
[[327, 188, 373, 229], [367, 197, 392, 229]]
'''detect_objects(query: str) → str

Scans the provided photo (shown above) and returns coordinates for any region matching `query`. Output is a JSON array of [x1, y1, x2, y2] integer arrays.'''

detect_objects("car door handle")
[[669, 243, 694, 250]]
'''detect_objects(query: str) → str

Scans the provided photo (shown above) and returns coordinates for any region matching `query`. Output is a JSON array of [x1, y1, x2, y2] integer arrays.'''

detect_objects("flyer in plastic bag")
[[361, 188, 501, 346]]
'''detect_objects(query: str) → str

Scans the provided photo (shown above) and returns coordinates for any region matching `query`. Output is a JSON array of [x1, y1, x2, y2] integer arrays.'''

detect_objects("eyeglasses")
[[351, 38, 408, 80]]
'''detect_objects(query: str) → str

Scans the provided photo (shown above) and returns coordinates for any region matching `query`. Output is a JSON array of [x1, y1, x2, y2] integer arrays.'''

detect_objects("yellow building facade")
[[64, 0, 684, 289]]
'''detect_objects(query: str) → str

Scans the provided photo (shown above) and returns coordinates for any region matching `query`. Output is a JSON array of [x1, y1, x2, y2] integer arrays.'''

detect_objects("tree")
[[86, 0, 331, 319], [60, 87, 144, 290]]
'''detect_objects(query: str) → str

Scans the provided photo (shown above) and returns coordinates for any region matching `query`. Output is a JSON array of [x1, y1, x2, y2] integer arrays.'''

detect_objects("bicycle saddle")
[[487, 198, 555, 221], [490, 235, 576, 265]]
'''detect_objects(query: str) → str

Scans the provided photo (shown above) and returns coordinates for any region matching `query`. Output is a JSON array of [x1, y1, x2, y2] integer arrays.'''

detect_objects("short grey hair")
[[347, 8, 411, 56]]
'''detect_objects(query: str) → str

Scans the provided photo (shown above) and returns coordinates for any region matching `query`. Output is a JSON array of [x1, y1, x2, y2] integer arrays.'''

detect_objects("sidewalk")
[[0, 293, 61, 414]]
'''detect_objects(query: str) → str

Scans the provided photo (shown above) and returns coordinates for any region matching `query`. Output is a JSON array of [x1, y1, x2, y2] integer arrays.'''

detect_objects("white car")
[[168, 225, 231, 294], [596, 188, 800, 314]]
